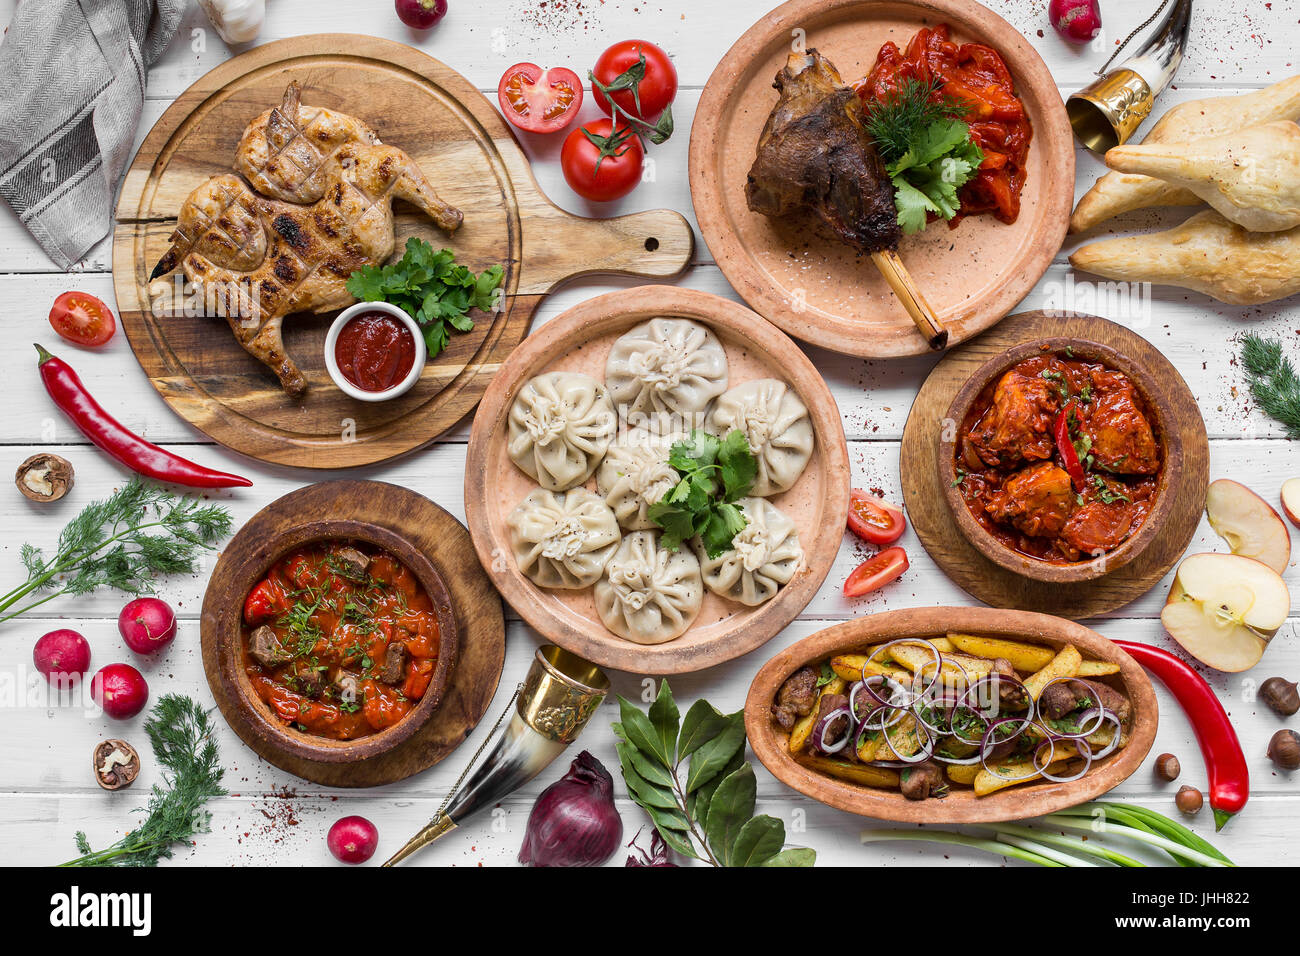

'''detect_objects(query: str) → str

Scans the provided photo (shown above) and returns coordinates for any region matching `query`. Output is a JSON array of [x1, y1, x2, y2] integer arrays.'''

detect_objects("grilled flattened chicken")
[[745, 49, 901, 255], [150, 84, 464, 396]]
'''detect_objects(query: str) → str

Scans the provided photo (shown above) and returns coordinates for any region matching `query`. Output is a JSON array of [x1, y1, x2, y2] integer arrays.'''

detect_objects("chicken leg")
[[1070, 75, 1300, 233], [745, 49, 946, 348], [1104, 121, 1300, 232], [1069, 209, 1300, 305]]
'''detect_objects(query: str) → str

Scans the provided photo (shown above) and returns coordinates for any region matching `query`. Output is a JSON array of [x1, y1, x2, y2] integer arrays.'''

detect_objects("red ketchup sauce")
[[334, 311, 416, 392]]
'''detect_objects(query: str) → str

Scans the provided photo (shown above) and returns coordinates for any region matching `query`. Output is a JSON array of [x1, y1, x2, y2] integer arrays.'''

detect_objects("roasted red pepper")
[[1115, 640, 1249, 830], [36, 344, 251, 489], [1053, 400, 1086, 492]]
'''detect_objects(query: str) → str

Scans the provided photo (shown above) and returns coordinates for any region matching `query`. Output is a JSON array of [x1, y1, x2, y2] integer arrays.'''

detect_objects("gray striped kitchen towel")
[[0, 0, 187, 269]]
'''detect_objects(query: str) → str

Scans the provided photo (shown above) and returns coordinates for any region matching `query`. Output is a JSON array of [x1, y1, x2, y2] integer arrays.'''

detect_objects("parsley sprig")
[[864, 78, 983, 234], [346, 238, 505, 358], [1, 478, 231, 625], [647, 429, 758, 558]]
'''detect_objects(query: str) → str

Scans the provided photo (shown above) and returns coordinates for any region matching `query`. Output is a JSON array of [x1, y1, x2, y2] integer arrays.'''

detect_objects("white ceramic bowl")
[[324, 301, 426, 402]]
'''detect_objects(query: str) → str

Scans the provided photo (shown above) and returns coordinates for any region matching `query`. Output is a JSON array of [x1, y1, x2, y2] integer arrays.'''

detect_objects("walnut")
[[15, 453, 74, 502], [93, 739, 141, 791]]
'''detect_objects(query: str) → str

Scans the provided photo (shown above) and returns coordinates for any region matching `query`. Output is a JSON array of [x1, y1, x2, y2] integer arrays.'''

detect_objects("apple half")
[[1162, 552, 1290, 672], [1205, 478, 1291, 574], [1281, 478, 1300, 529]]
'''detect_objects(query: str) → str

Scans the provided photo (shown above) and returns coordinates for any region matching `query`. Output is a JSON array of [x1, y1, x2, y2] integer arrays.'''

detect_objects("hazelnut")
[[1175, 785, 1203, 816], [1260, 677, 1300, 717], [1267, 729, 1300, 771], [15, 453, 74, 502], [93, 739, 141, 791], [1154, 753, 1181, 781]]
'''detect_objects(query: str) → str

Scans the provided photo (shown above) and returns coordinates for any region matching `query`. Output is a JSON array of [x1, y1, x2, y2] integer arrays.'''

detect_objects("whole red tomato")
[[561, 120, 645, 202], [49, 291, 116, 347], [592, 40, 677, 121]]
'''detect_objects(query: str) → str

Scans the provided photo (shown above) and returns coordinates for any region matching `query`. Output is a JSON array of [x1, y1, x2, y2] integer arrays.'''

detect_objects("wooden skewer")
[[870, 249, 948, 350]]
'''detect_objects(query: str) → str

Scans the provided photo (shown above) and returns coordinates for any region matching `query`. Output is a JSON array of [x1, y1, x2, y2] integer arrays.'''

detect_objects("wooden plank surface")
[[0, 0, 1296, 867]]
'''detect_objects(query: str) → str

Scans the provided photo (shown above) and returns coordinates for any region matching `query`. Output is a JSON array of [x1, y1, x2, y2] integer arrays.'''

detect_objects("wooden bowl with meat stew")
[[938, 338, 1181, 583], [205, 518, 459, 765]]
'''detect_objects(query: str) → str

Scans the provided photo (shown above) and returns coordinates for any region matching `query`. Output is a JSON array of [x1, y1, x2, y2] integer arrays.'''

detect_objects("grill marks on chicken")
[[957, 354, 1162, 562], [149, 83, 464, 396], [745, 50, 901, 255]]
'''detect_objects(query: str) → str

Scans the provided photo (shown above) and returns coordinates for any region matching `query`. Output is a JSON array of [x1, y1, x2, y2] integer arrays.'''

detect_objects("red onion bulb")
[[1049, 0, 1102, 43], [519, 751, 623, 867]]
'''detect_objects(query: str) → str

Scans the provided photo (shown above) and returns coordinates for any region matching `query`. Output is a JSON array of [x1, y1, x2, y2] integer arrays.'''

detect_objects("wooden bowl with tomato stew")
[[745, 606, 1157, 824], [203, 502, 459, 766], [938, 338, 1181, 584]]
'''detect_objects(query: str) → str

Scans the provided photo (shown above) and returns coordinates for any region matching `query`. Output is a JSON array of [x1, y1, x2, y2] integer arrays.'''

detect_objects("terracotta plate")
[[465, 287, 851, 675], [201, 480, 506, 787], [689, 0, 1074, 357], [746, 606, 1158, 823]]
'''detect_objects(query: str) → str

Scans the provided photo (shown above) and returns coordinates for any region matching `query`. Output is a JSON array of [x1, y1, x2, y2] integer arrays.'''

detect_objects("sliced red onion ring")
[[977, 717, 1046, 781], [882, 719, 934, 764], [1038, 677, 1108, 738], [863, 640, 942, 706], [1036, 736, 1094, 783], [812, 705, 852, 754], [1084, 710, 1123, 759]]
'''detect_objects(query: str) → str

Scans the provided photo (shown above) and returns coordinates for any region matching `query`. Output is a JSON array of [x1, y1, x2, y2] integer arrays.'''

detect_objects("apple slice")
[[1162, 552, 1290, 672], [1205, 478, 1291, 574], [1281, 478, 1300, 528]]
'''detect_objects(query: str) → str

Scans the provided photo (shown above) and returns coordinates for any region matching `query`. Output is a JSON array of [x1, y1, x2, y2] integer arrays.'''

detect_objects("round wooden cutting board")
[[200, 481, 506, 787], [689, 0, 1073, 358], [113, 35, 693, 469], [900, 311, 1209, 617]]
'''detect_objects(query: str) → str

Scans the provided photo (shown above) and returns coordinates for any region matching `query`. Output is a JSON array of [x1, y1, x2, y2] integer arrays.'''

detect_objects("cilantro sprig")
[[647, 429, 759, 558], [864, 78, 984, 234], [346, 238, 505, 358]]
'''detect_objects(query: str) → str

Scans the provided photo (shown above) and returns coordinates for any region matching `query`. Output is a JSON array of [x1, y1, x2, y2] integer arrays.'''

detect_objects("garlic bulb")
[[198, 0, 266, 45]]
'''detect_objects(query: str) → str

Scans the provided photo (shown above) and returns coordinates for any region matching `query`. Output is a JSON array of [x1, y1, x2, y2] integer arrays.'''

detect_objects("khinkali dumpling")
[[596, 429, 683, 530], [696, 498, 803, 606], [706, 379, 813, 496], [507, 487, 621, 590], [605, 318, 729, 425], [594, 531, 703, 644], [508, 372, 616, 491]]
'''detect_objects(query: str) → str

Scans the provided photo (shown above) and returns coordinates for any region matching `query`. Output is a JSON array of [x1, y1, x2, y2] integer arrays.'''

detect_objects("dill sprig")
[[864, 76, 970, 165], [1240, 333, 1300, 438], [61, 695, 227, 867], [0, 477, 232, 625]]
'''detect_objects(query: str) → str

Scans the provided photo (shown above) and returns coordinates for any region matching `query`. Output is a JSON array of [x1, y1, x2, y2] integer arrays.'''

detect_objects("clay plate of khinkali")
[[465, 286, 850, 674]]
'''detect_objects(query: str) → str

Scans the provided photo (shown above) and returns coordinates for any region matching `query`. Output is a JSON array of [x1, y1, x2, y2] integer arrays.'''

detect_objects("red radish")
[[117, 597, 177, 655], [328, 816, 379, 864], [91, 663, 149, 719], [33, 629, 91, 686], [1049, 0, 1102, 43], [395, 0, 447, 29]]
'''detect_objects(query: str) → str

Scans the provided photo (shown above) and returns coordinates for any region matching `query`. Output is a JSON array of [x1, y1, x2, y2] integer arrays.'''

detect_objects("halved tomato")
[[497, 63, 584, 134], [49, 291, 116, 347], [847, 490, 906, 545], [843, 547, 909, 597]]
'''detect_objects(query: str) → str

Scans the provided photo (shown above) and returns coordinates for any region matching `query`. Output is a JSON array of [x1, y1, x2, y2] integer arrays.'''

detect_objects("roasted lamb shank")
[[746, 49, 946, 348], [149, 83, 463, 396]]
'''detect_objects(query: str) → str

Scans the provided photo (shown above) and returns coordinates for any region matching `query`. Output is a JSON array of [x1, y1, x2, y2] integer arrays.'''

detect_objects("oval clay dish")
[[465, 287, 851, 675], [202, 481, 505, 786], [939, 337, 1182, 584], [745, 606, 1157, 823], [689, 0, 1074, 358]]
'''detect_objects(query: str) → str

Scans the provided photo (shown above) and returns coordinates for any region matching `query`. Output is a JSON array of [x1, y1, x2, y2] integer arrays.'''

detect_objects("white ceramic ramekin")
[[324, 301, 426, 402]]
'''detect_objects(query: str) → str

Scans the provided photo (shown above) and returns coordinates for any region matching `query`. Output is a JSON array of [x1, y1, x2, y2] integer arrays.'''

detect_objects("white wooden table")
[[0, 0, 1294, 867]]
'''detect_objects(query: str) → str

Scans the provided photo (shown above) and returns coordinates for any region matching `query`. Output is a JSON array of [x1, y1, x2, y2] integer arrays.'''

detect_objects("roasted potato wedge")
[[798, 755, 900, 789], [947, 633, 1056, 672], [1023, 644, 1082, 700], [788, 676, 846, 755], [1076, 660, 1121, 677], [974, 744, 1081, 796], [829, 654, 910, 682], [945, 763, 982, 785]]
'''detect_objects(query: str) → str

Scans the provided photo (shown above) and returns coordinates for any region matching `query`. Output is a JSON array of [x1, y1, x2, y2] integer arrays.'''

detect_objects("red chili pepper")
[[36, 344, 251, 489], [1115, 640, 1249, 830], [1053, 399, 1086, 492]]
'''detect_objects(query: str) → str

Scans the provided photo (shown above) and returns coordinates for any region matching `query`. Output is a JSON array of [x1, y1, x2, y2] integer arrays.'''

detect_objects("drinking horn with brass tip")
[[383, 645, 610, 866]]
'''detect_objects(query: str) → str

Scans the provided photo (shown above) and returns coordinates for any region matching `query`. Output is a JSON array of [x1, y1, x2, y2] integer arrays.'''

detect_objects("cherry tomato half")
[[847, 490, 906, 545], [48, 291, 116, 347], [561, 119, 645, 202], [497, 63, 584, 134], [592, 40, 678, 121], [843, 546, 909, 597]]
